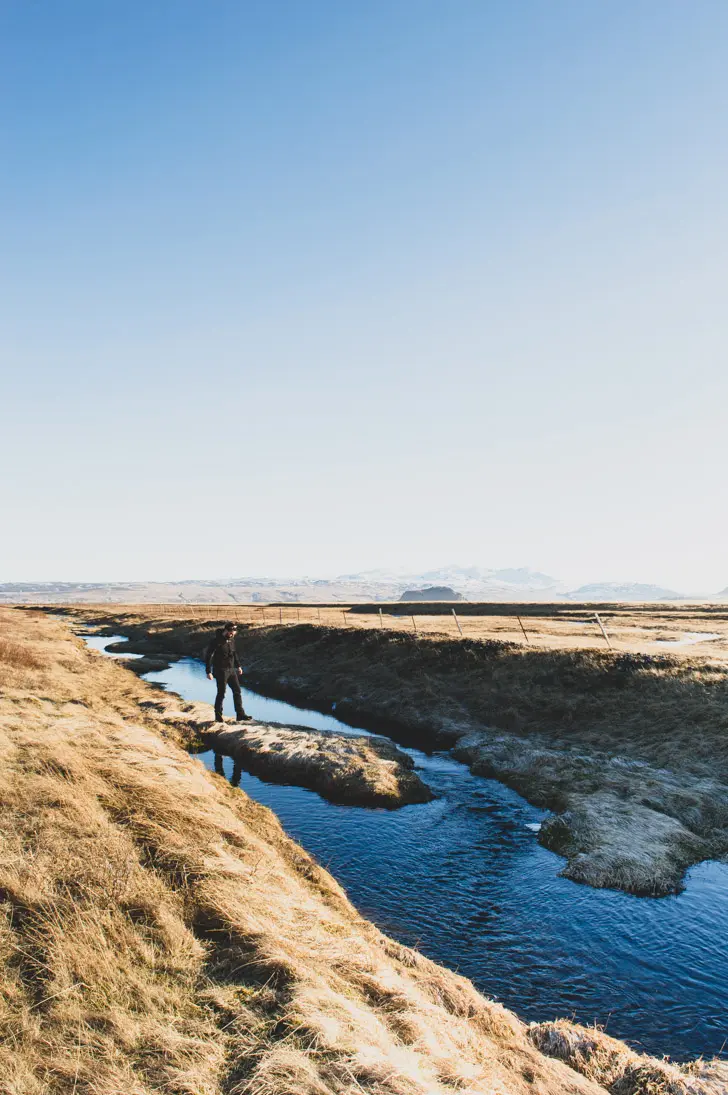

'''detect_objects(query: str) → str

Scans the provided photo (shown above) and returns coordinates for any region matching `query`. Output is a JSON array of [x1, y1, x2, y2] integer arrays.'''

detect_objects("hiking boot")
[[236, 714, 251, 723]]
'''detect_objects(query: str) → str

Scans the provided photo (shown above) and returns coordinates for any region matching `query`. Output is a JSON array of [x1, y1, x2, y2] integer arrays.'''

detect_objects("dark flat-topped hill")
[[399, 586, 464, 602]]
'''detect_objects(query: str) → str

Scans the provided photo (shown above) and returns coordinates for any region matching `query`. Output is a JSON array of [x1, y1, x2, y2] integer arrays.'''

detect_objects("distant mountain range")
[[339, 566, 565, 598], [565, 582, 684, 602], [0, 568, 719, 604]]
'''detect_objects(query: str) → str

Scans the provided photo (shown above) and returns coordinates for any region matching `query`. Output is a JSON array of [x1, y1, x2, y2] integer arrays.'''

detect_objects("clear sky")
[[2, 2, 727, 591]]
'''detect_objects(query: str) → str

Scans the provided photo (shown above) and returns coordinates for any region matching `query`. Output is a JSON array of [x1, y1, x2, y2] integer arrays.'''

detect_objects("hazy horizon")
[[2, 3, 727, 590], [2, 562, 724, 596]]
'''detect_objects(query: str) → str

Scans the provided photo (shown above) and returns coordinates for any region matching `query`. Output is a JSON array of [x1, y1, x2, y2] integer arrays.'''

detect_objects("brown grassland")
[[2, 607, 727, 1094], [59, 600, 728, 659]]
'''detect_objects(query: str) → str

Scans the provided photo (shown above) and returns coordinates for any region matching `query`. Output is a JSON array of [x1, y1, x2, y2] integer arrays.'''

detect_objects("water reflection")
[[214, 751, 243, 787], [653, 631, 721, 648]]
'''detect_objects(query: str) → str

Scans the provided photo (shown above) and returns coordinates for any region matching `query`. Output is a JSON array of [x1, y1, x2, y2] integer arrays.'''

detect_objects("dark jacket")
[[205, 631, 241, 675]]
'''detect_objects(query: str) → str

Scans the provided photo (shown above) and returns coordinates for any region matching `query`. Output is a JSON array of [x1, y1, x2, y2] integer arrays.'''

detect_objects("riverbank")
[[1, 606, 633, 1095], [66, 610, 728, 896]]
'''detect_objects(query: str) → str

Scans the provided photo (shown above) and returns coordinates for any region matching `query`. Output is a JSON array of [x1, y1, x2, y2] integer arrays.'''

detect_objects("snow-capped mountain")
[[566, 582, 684, 602], [339, 565, 565, 599]]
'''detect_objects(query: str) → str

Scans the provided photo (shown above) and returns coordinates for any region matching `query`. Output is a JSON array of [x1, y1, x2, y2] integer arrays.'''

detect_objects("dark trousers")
[[214, 670, 245, 721]]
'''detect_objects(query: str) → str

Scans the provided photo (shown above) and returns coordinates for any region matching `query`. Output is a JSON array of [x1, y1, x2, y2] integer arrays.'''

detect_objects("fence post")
[[594, 612, 612, 649], [452, 608, 463, 636], [317, 607, 321, 624], [411, 614, 417, 634], [279, 606, 283, 625], [341, 609, 347, 627], [379, 608, 384, 628], [517, 615, 530, 644]]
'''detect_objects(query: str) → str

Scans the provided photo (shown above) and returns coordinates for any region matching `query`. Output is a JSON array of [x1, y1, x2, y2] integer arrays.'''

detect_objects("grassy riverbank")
[[66, 610, 728, 896], [3, 608, 727, 1092]]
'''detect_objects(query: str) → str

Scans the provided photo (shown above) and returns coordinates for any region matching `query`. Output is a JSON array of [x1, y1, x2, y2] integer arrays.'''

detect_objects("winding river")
[[87, 635, 728, 1062]]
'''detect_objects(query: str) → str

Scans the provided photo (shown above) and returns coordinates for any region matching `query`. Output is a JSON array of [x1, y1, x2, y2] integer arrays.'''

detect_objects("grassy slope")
[[1, 608, 613, 1095]]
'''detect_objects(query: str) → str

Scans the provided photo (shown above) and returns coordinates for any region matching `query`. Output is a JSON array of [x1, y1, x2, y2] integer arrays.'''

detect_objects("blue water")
[[90, 638, 728, 1061], [85, 634, 145, 659]]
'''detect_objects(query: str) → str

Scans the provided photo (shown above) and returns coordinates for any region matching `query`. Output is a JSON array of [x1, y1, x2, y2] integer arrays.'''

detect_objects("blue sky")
[[2, 2, 727, 590]]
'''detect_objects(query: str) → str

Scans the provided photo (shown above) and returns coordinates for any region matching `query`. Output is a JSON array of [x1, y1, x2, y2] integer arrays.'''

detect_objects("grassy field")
[[41, 599, 728, 661]]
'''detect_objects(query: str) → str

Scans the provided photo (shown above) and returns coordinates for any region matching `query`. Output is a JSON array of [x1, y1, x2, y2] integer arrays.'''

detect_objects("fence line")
[[22, 600, 720, 653], [594, 612, 612, 648]]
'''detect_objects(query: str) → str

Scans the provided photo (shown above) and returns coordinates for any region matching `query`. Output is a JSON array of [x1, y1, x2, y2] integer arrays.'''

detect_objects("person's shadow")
[[214, 752, 243, 787]]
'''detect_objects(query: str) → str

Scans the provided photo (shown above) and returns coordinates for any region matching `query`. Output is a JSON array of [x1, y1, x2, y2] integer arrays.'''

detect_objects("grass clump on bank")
[[0, 637, 43, 670], [210, 721, 434, 807], [528, 1021, 728, 1095]]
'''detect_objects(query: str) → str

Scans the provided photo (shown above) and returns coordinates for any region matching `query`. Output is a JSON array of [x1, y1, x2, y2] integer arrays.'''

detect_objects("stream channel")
[[86, 634, 728, 1062]]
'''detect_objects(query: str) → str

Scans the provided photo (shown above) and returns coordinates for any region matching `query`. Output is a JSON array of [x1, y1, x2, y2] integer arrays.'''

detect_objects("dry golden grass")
[[528, 1021, 728, 1095], [2, 607, 616, 1095], [210, 721, 433, 807], [0, 637, 43, 672], [29, 600, 728, 662]]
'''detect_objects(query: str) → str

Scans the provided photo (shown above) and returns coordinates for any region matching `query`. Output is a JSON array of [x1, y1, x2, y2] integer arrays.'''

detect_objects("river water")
[[89, 636, 728, 1061]]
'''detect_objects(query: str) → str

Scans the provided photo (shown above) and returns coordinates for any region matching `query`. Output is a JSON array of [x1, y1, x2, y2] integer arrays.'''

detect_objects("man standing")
[[205, 622, 250, 723]]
